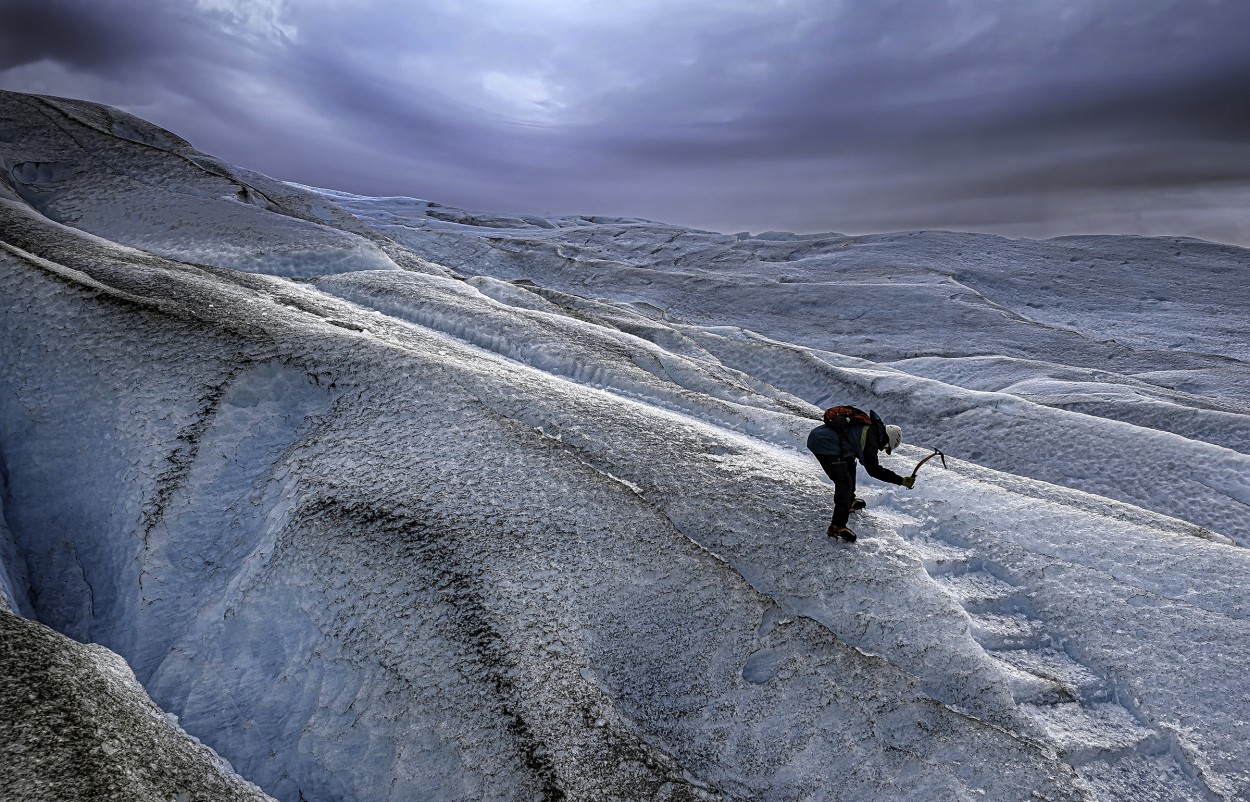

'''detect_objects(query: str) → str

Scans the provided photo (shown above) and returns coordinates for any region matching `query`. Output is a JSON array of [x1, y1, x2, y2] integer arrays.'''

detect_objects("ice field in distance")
[[2, 89, 1249, 801]]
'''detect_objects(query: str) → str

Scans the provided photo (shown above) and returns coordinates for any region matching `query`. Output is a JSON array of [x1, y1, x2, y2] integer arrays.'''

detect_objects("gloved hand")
[[901, 476, 916, 489]]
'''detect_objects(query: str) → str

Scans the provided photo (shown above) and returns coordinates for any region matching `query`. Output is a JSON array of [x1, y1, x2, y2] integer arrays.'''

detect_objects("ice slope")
[[330, 192, 1250, 544], [0, 609, 276, 802], [0, 202, 1085, 801], [0, 91, 442, 278], [2, 90, 1250, 801]]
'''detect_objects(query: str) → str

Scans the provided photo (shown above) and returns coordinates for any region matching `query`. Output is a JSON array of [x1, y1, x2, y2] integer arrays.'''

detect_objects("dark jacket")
[[807, 422, 905, 485]]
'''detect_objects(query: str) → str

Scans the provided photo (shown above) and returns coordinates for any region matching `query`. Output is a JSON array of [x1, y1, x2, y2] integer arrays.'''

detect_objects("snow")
[[2, 88, 1250, 801]]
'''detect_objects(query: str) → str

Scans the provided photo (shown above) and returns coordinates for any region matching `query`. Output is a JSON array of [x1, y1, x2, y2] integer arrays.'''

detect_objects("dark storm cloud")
[[595, 2, 1250, 164], [0, 0, 197, 72], [559, 0, 1250, 241], [2, 0, 1249, 244]]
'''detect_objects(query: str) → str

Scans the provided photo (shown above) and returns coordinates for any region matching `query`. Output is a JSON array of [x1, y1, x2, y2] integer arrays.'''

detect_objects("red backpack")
[[823, 405, 891, 452], [822, 405, 873, 430]]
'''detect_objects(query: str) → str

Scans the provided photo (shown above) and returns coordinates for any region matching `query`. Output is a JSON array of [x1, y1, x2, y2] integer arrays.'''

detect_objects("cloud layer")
[[3, 0, 1249, 243]]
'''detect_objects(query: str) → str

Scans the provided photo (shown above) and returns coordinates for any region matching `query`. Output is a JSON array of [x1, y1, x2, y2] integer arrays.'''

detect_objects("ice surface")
[[0, 609, 275, 801], [3, 89, 1250, 802]]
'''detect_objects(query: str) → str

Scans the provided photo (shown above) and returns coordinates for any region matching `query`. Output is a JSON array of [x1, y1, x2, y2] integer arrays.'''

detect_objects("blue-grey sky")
[[3, 0, 1249, 244]]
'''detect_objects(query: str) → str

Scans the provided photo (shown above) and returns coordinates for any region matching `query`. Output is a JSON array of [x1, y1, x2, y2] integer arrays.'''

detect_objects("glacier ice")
[[3, 89, 1250, 802]]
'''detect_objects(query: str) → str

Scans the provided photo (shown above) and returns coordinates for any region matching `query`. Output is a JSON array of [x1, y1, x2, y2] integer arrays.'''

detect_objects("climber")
[[806, 406, 913, 542]]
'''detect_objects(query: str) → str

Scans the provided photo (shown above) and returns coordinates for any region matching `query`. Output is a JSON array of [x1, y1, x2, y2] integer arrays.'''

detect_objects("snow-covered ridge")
[[2, 90, 1249, 801]]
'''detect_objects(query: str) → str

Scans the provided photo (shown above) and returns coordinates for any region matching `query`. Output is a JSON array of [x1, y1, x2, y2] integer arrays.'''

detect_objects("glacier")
[[1, 89, 1249, 801]]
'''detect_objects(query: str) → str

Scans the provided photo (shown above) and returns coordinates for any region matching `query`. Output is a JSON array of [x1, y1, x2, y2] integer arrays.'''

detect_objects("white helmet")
[[885, 425, 902, 454]]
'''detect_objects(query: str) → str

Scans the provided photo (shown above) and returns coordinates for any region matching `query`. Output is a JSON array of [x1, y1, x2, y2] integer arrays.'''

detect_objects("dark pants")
[[816, 454, 857, 528]]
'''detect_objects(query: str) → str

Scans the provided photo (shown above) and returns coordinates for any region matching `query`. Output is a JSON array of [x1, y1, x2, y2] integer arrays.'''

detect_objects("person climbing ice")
[[806, 406, 913, 542]]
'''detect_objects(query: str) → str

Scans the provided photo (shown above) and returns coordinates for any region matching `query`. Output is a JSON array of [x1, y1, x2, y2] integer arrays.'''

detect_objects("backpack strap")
[[856, 426, 871, 459]]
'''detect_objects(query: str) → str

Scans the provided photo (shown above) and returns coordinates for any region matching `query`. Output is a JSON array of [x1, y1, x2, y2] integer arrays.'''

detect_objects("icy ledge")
[[0, 609, 275, 802]]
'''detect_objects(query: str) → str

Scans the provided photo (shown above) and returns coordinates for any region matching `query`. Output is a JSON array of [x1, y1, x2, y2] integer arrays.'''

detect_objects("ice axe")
[[909, 448, 947, 482]]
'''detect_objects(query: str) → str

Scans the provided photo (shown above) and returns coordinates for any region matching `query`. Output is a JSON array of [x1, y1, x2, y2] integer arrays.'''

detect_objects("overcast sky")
[[3, 0, 1249, 244]]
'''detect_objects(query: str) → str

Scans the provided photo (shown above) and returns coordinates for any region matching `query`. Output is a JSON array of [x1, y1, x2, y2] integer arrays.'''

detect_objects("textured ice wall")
[[0, 609, 276, 802]]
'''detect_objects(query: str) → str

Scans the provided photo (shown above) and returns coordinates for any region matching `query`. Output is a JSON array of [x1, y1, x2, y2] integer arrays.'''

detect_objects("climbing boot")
[[827, 525, 857, 543]]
